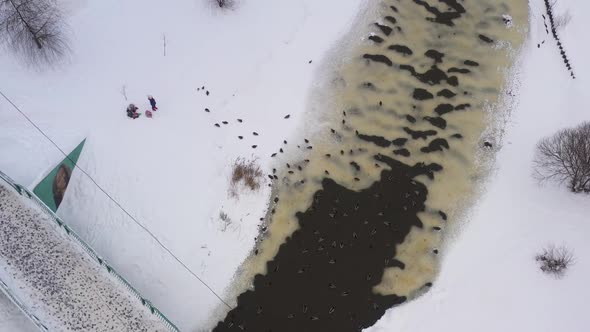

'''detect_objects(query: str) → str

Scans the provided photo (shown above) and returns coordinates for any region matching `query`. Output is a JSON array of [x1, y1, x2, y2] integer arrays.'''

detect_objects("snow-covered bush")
[[535, 245, 574, 277], [0, 0, 69, 66], [533, 122, 590, 193]]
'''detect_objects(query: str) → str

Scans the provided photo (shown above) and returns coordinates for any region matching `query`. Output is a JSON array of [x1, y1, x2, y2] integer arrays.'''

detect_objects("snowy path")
[[0, 181, 173, 332]]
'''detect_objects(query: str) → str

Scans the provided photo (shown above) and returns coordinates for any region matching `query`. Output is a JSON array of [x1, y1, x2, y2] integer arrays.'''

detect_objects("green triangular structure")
[[33, 139, 86, 212]]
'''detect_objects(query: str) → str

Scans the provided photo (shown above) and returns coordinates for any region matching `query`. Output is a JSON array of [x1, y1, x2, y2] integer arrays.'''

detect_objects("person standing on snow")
[[148, 95, 158, 111]]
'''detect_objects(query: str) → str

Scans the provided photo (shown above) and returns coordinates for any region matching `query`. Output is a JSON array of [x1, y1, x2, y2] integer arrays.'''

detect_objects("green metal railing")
[[0, 170, 180, 332]]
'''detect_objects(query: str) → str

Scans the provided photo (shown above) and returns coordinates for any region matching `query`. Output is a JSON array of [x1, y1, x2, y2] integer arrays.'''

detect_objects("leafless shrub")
[[229, 158, 263, 197], [0, 0, 69, 67], [535, 245, 574, 278], [219, 210, 232, 231], [533, 122, 590, 193], [548, 0, 571, 30], [213, 0, 234, 9], [554, 10, 572, 30]]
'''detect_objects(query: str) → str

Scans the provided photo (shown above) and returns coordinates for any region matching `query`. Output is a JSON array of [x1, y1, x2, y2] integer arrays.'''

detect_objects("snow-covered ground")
[[1, 0, 589, 331], [366, 0, 590, 331], [0, 0, 361, 330], [0, 294, 36, 332]]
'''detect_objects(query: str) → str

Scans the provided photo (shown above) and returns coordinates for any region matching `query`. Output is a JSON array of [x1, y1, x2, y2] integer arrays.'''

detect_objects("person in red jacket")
[[126, 103, 140, 119]]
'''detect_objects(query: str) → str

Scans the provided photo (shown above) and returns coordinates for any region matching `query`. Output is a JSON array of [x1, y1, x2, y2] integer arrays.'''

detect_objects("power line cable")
[[0, 90, 233, 310]]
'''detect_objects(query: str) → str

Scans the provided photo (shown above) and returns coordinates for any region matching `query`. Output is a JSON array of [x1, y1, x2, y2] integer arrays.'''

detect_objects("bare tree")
[[533, 122, 590, 193], [0, 0, 69, 66]]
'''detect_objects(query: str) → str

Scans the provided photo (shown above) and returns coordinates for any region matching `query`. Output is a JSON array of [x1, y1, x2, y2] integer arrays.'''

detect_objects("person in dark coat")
[[126, 103, 140, 119], [148, 95, 158, 111]]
